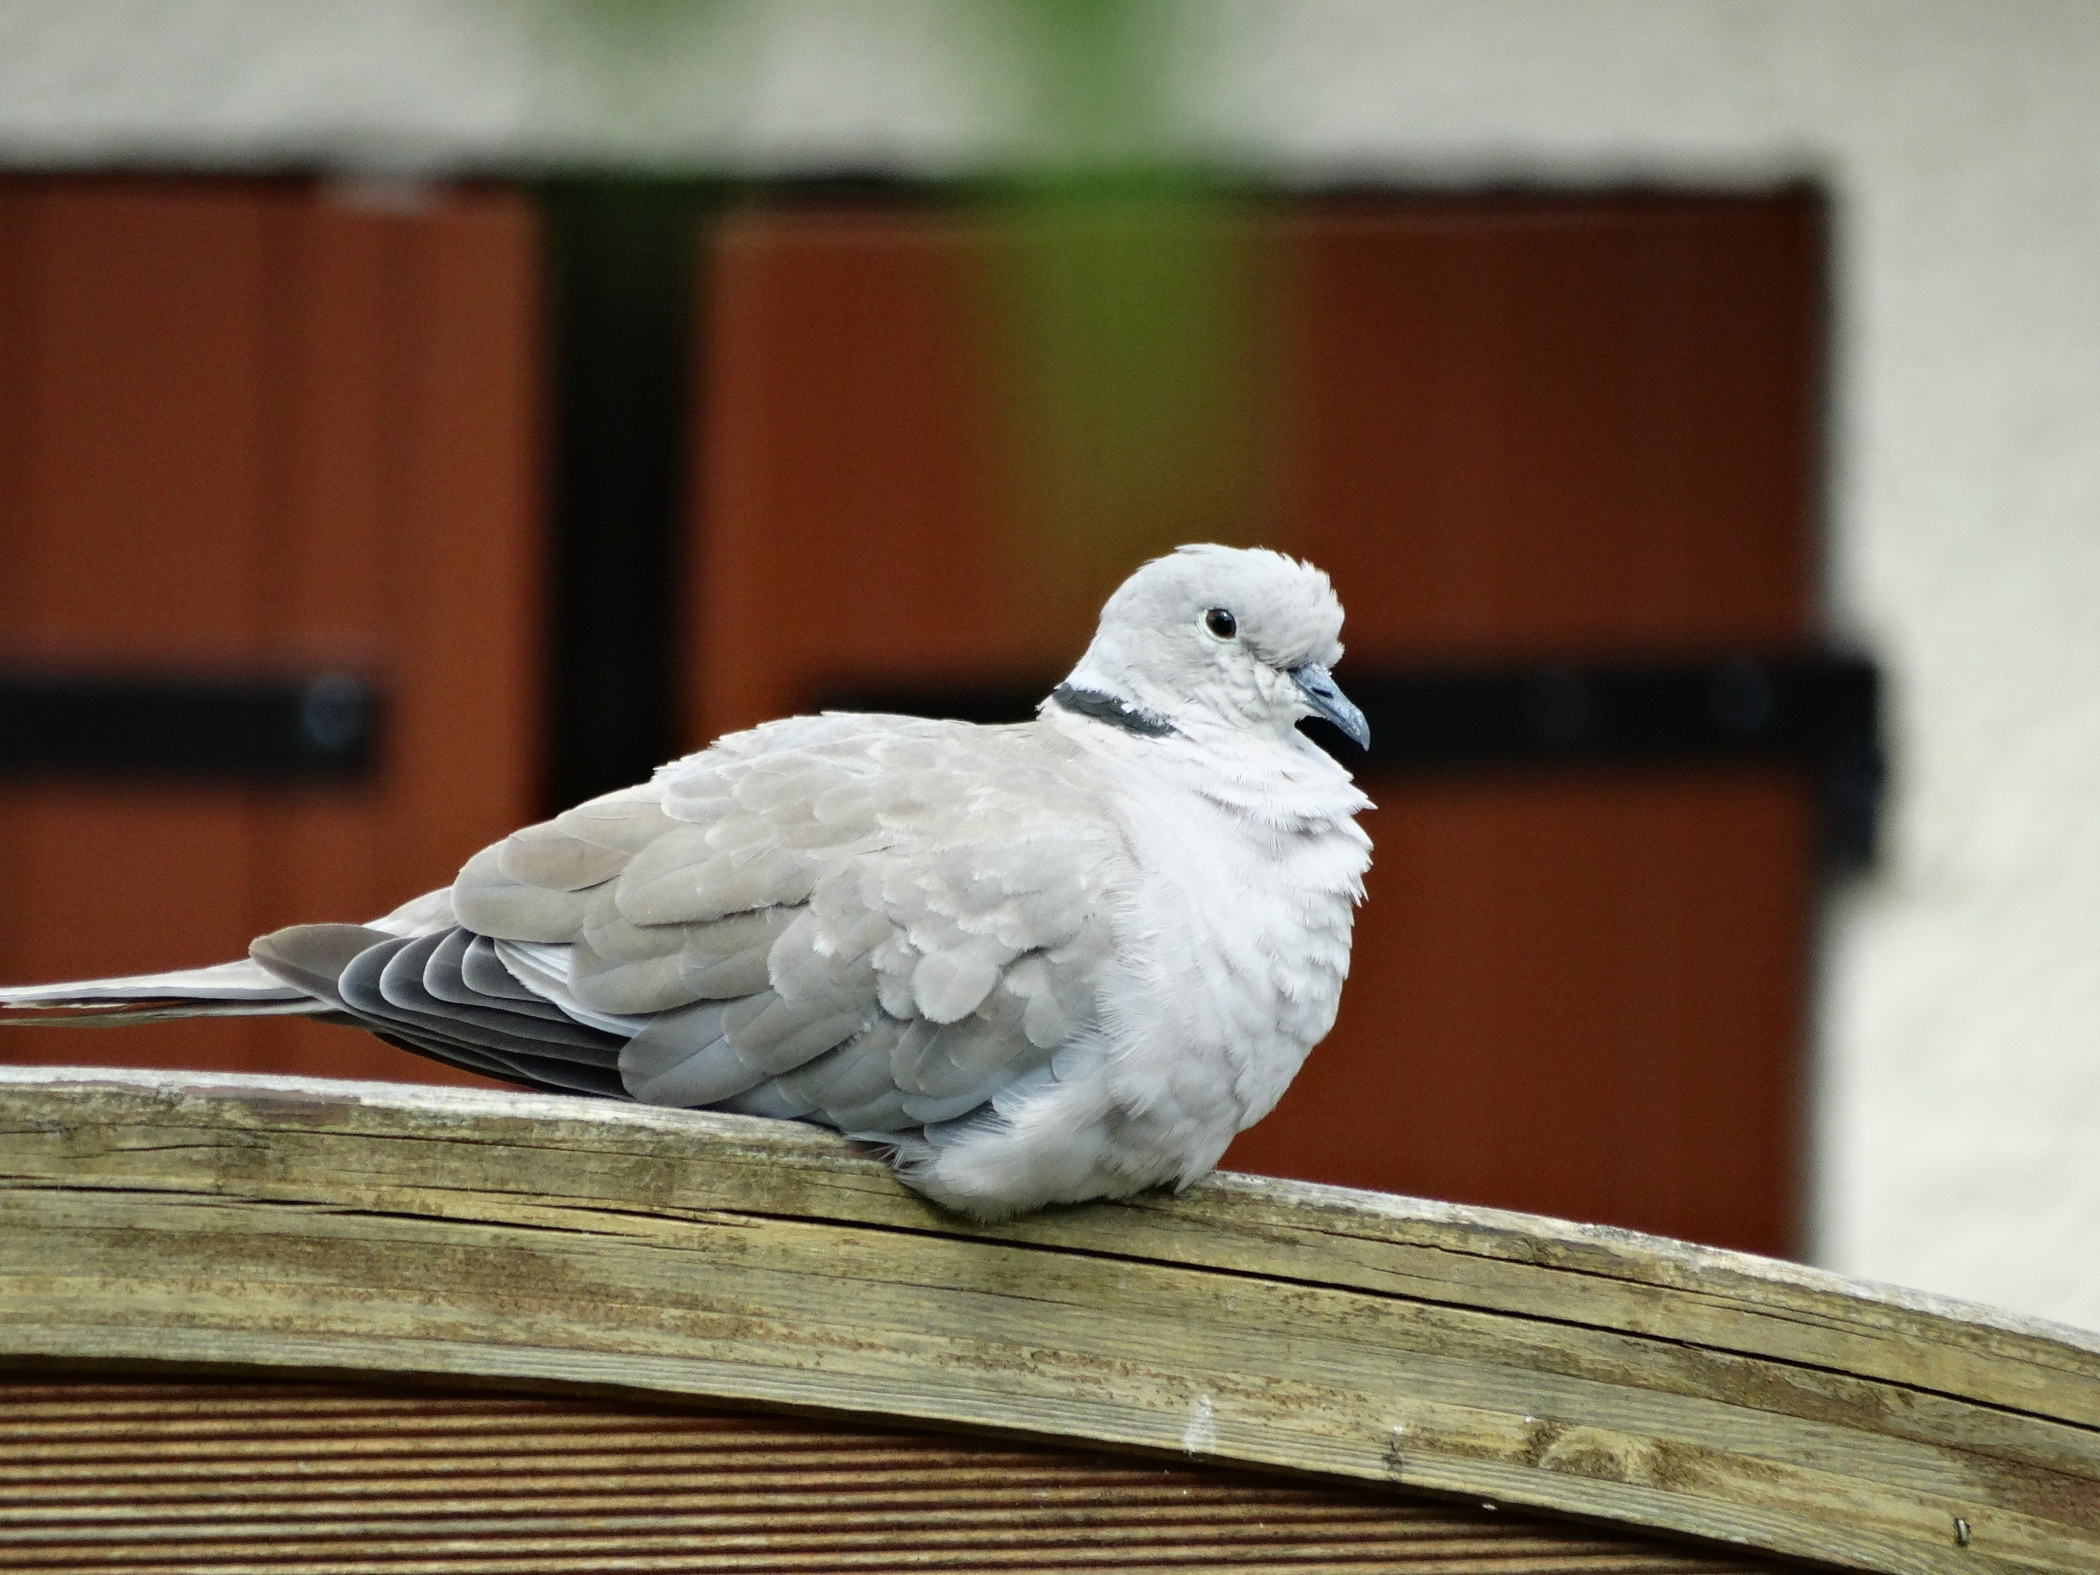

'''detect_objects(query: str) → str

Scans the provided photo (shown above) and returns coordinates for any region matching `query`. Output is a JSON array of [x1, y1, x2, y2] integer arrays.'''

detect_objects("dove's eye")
[[1203, 608, 1238, 640]]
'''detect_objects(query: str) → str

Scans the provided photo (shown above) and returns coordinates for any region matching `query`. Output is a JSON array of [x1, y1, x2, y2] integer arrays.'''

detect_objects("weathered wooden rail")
[[1, 1066, 2095, 1574]]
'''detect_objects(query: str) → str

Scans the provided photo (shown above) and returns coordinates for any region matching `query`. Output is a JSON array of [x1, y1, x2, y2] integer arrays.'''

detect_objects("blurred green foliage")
[[993, 2, 1269, 614]]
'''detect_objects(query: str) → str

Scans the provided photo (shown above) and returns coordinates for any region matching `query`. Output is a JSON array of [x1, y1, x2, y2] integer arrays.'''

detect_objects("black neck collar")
[[1049, 683, 1177, 738]]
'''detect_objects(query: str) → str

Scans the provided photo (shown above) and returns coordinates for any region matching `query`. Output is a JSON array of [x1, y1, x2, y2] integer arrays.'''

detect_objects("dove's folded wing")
[[253, 714, 1124, 1133]]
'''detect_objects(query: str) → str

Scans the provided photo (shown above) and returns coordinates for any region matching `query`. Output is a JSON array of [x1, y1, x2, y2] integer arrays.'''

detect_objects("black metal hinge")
[[0, 672, 382, 782]]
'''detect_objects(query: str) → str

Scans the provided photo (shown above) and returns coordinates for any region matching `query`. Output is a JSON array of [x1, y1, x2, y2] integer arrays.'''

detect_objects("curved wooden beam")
[[1, 1067, 2094, 1574]]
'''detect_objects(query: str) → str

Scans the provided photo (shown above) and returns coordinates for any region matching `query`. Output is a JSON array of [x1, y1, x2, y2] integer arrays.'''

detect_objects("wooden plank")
[[1, 1070, 2092, 1575], [0, 1379, 1789, 1574]]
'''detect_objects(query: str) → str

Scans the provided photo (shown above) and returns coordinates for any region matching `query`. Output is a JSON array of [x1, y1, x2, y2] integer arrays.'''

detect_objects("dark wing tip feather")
[[250, 924, 395, 1006]]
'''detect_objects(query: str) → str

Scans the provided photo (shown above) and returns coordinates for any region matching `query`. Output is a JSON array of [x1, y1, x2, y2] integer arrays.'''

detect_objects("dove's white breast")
[[1093, 726, 1372, 1167], [917, 714, 1372, 1213]]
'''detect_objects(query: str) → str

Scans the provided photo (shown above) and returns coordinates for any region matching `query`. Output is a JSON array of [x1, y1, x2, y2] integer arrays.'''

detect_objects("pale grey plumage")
[[0, 545, 1373, 1219]]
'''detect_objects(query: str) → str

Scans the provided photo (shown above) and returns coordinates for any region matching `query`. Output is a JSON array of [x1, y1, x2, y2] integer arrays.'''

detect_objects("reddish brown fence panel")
[[0, 179, 543, 1083], [687, 195, 1821, 1255], [1230, 198, 1822, 1255]]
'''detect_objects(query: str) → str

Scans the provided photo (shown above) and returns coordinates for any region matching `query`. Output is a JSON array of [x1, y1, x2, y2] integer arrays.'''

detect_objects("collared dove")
[[1, 545, 1372, 1219]]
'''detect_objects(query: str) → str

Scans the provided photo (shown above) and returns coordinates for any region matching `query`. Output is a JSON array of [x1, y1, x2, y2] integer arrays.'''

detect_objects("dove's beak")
[[1291, 664, 1370, 750]]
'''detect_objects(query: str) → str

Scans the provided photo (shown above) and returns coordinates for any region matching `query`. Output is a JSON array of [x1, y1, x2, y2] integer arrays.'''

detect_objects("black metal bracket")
[[817, 652, 1884, 870], [0, 672, 382, 782]]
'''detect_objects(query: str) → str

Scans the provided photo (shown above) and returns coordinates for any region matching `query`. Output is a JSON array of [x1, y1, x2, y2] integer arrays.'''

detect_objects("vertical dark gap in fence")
[[539, 181, 719, 814]]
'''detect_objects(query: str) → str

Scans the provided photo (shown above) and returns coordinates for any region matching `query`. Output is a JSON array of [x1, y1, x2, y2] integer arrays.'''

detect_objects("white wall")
[[4, 0, 2096, 1329]]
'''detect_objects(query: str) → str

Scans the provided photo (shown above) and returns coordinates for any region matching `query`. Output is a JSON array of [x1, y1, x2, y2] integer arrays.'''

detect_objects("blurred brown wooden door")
[[0, 178, 542, 1084], [691, 194, 1820, 1255]]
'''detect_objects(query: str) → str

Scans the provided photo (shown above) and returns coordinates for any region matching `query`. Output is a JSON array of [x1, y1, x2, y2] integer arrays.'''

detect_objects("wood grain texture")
[[0, 1378, 1792, 1573], [1, 1069, 2095, 1575]]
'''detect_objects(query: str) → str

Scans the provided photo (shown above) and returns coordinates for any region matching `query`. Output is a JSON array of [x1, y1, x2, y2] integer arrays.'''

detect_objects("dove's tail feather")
[[0, 958, 317, 1024]]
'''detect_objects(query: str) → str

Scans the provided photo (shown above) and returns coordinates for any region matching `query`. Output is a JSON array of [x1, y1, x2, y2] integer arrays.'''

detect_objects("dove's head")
[[1053, 544, 1369, 749]]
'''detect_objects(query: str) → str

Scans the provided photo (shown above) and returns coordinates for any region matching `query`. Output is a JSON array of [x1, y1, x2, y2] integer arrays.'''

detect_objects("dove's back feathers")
[[1, 546, 1372, 1219]]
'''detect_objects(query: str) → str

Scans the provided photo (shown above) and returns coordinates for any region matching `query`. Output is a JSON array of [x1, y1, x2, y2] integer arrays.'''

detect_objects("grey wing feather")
[[249, 924, 393, 1005], [554, 784, 680, 853], [775, 1024, 905, 1112], [381, 933, 621, 1059], [604, 716, 1124, 1128], [369, 1025, 624, 1097], [342, 933, 626, 1097], [497, 823, 629, 892], [459, 934, 556, 1006], [248, 922, 629, 1098], [230, 716, 1126, 1137], [719, 1082, 818, 1120], [242, 924, 567, 1086], [618, 1000, 766, 1105], [451, 844, 596, 941], [333, 932, 621, 1062], [426, 931, 575, 1023], [0, 956, 312, 1023]]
